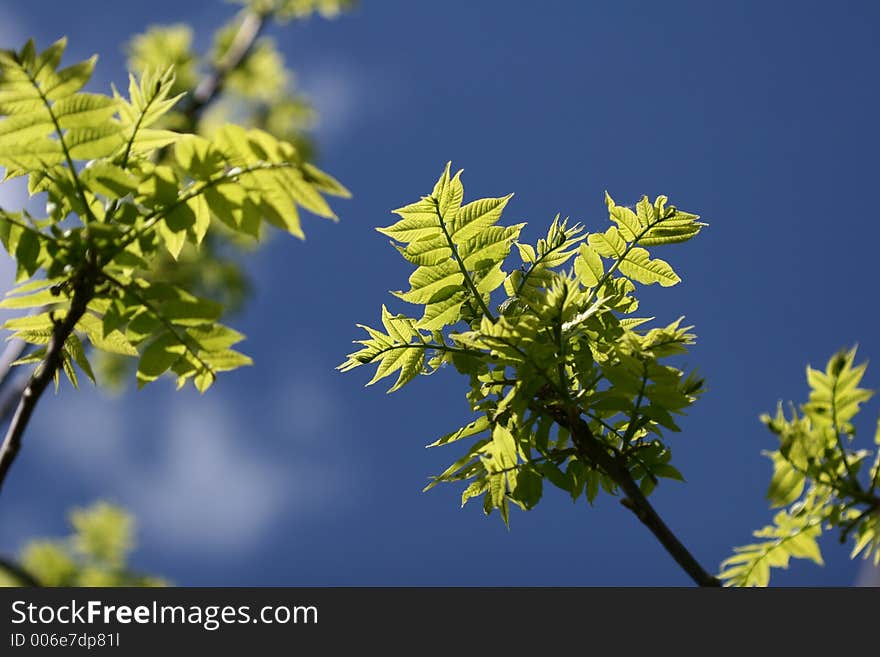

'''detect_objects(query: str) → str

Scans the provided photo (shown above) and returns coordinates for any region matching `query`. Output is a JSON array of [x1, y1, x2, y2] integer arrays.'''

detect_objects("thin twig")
[[545, 404, 720, 586], [0, 281, 93, 494], [182, 10, 270, 125]]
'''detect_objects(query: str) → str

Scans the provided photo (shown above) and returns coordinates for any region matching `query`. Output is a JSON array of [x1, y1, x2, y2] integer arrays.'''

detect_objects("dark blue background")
[[1, 1, 878, 585]]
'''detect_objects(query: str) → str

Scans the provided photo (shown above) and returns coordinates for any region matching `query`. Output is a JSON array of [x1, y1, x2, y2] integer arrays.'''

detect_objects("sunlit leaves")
[[377, 162, 517, 330], [765, 451, 805, 507], [0, 501, 169, 587], [851, 513, 880, 567], [574, 244, 603, 287], [617, 248, 680, 287], [54, 94, 120, 128], [338, 305, 433, 392], [0, 37, 347, 392], [127, 24, 198, 95], [234, 0, 356, 21], [719, 510, 824, 587], [344, 162, 707, 527], [588, 227, 626, 259], [804, 346, 873, 432], [723, 347, 880, 585]]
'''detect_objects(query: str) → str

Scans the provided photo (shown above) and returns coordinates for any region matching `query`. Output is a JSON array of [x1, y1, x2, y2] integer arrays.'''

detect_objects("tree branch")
[[0, 280, 93, 494], [548, 405, 720, 586], [182, 9, 270, 125]]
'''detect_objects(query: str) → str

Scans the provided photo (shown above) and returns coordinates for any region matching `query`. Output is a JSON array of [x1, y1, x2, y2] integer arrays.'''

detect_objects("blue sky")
[[1, 0, 879, 586]]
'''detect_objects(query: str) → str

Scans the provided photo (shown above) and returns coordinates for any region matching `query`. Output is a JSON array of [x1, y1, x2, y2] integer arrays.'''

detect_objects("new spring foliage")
[[720, 347, 880, 586], [0, 39, 348, 392], [341, 163, 706, 526]]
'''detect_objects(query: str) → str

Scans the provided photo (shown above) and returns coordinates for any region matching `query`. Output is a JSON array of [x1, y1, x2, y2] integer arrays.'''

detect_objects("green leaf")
[[77, 314, 138, 356], [0, 113, 53, 142], [302, 162, 351, 198], [512, 465, 543, 509], [0, 287, 60, 309], [337, 305, 432, 392], [127, 128, 181, 155], [198, 349, 252, 372], [187, 194, 211, 245], [66, 125, 127, 160], [804, 346, 873, 430], [608, 201, 641, 241], [490, 424, 518, 470], [136, 333, 186, 387], [587, 227, 626, 258], [394, 261, 462, 310], [450, 194, 512, 243], [427, 416, 491, 448], [377, 198, 438, 243], [765, 451, 805, 508], [79, 163, 140, 199], [44, 56, 96, 100], [0, 137, 64, 171], [720, 511, 824, 587], [65, 333, 95, 384], [54, 94, 119, 128], [187, 325, 245, 351], [574, 244, 604, 287], [618, 247, 680, 287]]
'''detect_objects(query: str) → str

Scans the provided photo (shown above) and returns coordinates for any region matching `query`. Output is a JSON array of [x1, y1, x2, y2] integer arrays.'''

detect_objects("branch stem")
[[550, 406, 720, 586], [183, 10, 269, 125], [0, 279, 93, 493]]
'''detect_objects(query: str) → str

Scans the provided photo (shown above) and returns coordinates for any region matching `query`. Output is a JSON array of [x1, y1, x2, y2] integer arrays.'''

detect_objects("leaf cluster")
[[128, 9, 322, 148], [232, 0, 357, 21], [0, 501, 167, 587], [63, 3, 349, 390], [341, 163, 705, 525], [0, 39, 347, 391], [720, 347, 880, 586]]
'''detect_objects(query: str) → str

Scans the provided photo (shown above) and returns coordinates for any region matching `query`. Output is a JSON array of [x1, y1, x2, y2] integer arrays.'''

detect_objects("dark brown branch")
[[0, 555, 41, 587], [182, 10, 270, 125], [0, 281, 93, 494], [547, 405, 721, 587]]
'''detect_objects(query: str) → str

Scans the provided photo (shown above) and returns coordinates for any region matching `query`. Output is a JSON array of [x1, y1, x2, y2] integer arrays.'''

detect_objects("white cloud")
[[298, 61, 388, 147], [119, 400, 293, 554], [24, 378, 352, 558]]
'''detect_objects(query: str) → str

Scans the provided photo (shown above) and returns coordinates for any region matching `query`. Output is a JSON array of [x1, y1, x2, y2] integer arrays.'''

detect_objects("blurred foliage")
[[231, 0, 356, 21], [0, 1, 353, 586], [0, 38, 346, 394], [720, 348, 880, 586], [92, 0, 353, 390], [127, 24, 199, 96], [0, 502, 168, 587]]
